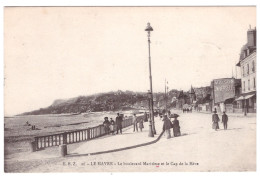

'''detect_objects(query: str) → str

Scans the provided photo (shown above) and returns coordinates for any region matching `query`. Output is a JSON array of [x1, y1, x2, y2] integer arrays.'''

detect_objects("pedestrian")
[[116, 113, 123, 134], [139, 117, 144, 132], [222, 111, 228, 130], [103, 117, 110, 134], [133, 114, 138, 132], [168, 110, 171, 117], [172, 116, 181, 137], [212, 110, 220, 131], [109, 118, 115, 135], [144, 112, 148, 122], [162, 115, 172, 139]]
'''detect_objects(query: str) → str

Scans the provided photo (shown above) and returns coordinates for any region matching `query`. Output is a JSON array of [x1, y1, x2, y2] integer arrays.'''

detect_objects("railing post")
[[63, 133, 67, 144], [59, 144, 67, 157], [30, 140, 36, 152], [35, 137, 39, 150], [87, 128, 90, 140]]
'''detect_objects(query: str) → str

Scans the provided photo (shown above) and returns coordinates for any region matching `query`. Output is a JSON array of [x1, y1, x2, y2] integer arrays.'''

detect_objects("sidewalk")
[[68, 116, 164, 157], [197, 111, 256, 117], [5, 116, 165, 162], [171, 109, 256, 118]]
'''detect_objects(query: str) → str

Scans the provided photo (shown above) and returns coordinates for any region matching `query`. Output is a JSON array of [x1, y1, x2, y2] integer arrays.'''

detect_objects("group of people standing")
[[132, 114, 144, 132], [103, 113, 124, 135], [183, 108, 192, 113], [102, 108, 228, 140], [162, 114, 181, 139], [25, 121, 37, 130], [212, 110, 229, 131]]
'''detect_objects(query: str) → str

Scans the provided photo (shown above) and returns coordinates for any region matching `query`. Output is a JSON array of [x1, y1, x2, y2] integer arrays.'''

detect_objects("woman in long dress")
[[172, 116, 181, 137], [109, 118, 115, 135], [103, 117, 110, 134], [138, 118, 144, 132], [212, 110, 220, 131]]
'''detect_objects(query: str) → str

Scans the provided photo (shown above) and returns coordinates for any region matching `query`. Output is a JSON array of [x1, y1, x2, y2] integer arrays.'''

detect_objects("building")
[[211, 78, 241, 113], [193, 86, 212, 112], [236, 27, 256, 113], [194, 86, 211, 100], [176, 90, 190, 109], [196, 94, 212, 112]]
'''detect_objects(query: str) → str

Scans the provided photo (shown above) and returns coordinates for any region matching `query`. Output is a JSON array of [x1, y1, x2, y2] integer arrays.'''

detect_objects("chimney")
[[247, 26, 256, 47]]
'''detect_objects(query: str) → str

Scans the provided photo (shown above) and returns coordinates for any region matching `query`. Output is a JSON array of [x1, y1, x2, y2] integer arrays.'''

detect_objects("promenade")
[[5, 111, 256, 172], [5, 115, 165, 172], [68, 117, 164, 156]]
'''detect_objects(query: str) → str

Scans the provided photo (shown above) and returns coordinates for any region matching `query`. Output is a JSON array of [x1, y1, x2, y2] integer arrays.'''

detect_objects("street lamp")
[[147, 91, 154, 137], [145, 22, 156, 135]]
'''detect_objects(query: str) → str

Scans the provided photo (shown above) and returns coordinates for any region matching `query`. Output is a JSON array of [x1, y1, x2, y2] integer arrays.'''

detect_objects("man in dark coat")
[[144, 112, 148, 122], [133, 114, 138, 132], [162, 115, 172, 139], [222, 111, 228, 130], [116, 113, 123, 134]]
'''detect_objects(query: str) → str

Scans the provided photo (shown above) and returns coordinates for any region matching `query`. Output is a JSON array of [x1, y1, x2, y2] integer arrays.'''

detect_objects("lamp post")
[[145, 22, 156, 135], [244, 96, 247, 116], [165, 79, 169, 113], [147, 91, 154, 137]]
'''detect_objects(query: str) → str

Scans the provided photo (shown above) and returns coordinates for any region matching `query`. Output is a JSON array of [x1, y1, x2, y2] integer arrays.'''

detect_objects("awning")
[[224, 98, 235, 104], [235, 94, 256, 101], [235, 96, 244, 101], [245, 94, 255, 99]]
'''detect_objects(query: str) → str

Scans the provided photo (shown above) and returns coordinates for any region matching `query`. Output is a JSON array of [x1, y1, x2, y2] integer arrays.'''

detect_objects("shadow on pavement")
[[66, 130, 165, 158]]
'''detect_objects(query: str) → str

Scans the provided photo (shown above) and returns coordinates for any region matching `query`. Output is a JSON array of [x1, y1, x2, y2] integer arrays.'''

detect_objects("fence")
[[34, 116, 135, 151]]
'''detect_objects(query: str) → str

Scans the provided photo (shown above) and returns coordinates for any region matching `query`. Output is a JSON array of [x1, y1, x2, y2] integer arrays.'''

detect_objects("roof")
[[237, 50, 256, 66]]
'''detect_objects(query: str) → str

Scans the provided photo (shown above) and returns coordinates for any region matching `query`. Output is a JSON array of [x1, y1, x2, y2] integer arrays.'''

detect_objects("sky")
[[4, 7, 256, 116]]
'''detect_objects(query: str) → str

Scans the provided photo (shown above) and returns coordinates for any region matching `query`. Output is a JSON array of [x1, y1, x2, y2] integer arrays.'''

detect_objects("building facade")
[[236, 27, 256, 113], [211, 78, 241, 113]]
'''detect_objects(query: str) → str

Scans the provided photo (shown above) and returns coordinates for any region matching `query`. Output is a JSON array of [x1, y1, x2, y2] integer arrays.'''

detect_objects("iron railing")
[[34, 116, 137, 151]]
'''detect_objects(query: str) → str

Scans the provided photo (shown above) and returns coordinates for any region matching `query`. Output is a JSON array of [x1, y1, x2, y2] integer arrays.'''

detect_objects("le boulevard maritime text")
[[63, 161, 199, 167]]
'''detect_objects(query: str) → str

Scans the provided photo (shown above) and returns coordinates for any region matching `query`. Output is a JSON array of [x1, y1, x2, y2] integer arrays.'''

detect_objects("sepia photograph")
[[3, 6, 257, 173]]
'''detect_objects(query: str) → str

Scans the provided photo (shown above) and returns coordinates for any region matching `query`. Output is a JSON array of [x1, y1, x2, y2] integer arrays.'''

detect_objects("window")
[[252, 60, 255, 72], [244, 50, 248, 58], [254, 78, 256, 89], [247, 64, 249, 74], [243, 81, 246, 91], [243, 66, 245, 76], [248, 79, 250, 91]]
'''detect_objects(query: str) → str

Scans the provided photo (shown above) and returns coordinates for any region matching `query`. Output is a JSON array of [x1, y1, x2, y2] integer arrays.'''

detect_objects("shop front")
[[235, 91, 256, 113]]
